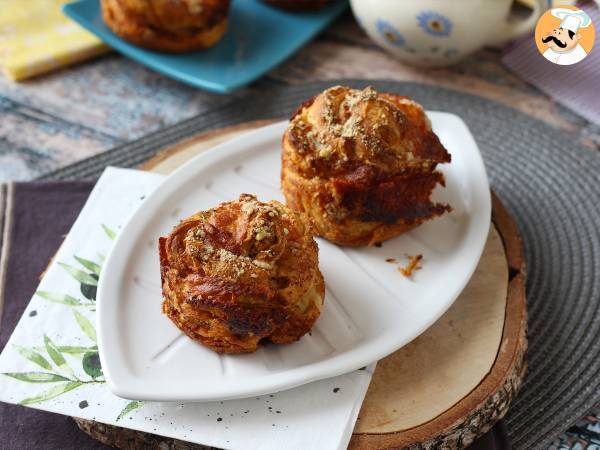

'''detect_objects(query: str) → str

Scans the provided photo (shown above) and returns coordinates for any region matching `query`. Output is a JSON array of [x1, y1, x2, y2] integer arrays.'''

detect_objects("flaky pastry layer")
[[101, 0, 229, 52], [281, 85, 452, 246], [160, 194, 324, 354]]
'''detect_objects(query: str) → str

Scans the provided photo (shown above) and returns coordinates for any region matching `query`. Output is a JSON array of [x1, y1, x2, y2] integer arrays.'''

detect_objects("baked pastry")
[[101, 0, 230, 53], [281, 85, 452, 246], [262, 0, 333, 10], [159, 194, 325, 354]]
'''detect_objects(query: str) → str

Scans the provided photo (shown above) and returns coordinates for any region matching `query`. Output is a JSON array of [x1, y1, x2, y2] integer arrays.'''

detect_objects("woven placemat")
[[38, 80, 600, 449]]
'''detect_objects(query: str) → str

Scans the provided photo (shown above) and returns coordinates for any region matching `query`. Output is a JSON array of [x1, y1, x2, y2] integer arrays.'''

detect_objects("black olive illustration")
[[82, 351, 103, 379], [80, 273, 99, 300]]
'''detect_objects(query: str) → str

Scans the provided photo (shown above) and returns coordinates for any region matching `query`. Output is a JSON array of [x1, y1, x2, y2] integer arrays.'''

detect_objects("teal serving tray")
[[63, 0, 347, 93]]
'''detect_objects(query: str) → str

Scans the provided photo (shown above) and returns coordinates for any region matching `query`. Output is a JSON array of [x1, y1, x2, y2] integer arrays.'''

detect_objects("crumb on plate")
[[398, 254, 423, 277]]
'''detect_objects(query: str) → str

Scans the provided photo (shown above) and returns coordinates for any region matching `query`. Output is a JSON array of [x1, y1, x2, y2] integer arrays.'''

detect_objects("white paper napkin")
[[0, 167, 374, 450]]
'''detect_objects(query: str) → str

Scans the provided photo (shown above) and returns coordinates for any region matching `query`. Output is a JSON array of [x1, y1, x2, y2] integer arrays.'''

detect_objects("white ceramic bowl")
[[350, 0, 543, 67]]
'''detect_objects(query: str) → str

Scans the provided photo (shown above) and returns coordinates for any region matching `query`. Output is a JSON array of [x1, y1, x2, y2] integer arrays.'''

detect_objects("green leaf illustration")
[[58, 263, 98, 286], [58, 346, 98, 354], [13, 345, 52, 371], [73, 311, 97, 343], [116, 401, 143, 421], [36, 291, 82, 306], [44, 335, 74, 378], [3, 372, 71, 383], [20, 381, 82, 405], [74, 256, 101, 275], [82, 352, 103, 379], [34, 345, 98, 355], [102, 224, 117, 240]]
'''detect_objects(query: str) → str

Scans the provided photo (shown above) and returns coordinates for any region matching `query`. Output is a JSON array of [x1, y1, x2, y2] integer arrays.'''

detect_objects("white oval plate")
[[98, 114, 491, 402]]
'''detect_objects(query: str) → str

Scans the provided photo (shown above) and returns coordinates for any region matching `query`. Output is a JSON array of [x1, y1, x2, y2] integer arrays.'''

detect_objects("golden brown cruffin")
[[159, 194, 325, 354], [281, 85, 452, 246], [101, 0, 230, 53]]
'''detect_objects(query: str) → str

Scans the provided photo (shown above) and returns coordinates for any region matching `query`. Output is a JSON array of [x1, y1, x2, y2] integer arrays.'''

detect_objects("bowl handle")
[[486, 0, 547, 46]]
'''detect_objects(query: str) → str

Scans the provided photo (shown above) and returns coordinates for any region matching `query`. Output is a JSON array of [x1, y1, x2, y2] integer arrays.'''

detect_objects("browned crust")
[[105, 0, 230, 30], [281, 86, 452, 246], [160, 194, 325, 354], [281, 165, 449, 246], [101, 0, 229, 52]]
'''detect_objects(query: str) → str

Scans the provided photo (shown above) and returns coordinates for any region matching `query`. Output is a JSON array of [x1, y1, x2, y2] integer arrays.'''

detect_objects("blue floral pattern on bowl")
[[376, 19, 405, 47], [417, 11, 453, 37]]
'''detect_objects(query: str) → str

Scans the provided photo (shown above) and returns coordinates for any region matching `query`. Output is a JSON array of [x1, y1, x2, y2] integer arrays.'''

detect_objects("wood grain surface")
[[0, 12, 598, 182], [73, 121, 527, 449]]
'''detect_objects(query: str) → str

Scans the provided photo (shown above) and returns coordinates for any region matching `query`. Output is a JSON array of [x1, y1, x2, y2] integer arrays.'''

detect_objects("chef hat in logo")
[[551, 8, 592, 33]]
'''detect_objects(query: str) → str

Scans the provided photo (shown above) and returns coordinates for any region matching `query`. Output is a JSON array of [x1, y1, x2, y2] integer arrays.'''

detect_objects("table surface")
[[2, 12, 599, 182], [0, 10, 598, 449]]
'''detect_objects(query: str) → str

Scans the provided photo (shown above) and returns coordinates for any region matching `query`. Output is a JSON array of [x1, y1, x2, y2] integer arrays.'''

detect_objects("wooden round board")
[[75, 120, 527, 449]]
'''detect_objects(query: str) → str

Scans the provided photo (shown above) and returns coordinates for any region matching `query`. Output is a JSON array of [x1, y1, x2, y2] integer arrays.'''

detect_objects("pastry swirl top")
[[285, 85, 451, 179], [159, 194, 324, 352], [281, 86, 452, 245], [161, 194, 318, 308]]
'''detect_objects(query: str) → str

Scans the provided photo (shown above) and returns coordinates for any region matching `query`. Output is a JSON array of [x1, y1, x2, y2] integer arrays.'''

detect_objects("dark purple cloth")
[[0, 181, 109, 450], [0, 182, 509, 449]]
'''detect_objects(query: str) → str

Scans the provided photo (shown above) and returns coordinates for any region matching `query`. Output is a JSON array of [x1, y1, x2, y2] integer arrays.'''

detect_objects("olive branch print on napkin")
[[1, 225, 143, 420]]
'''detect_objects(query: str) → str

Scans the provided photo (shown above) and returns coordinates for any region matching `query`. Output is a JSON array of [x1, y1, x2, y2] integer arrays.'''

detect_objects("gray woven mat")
[[39, 80, 600, 449]]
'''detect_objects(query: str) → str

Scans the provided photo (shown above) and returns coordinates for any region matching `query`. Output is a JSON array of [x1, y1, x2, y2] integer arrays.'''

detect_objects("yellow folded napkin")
[[0, 0, 109, 81]]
